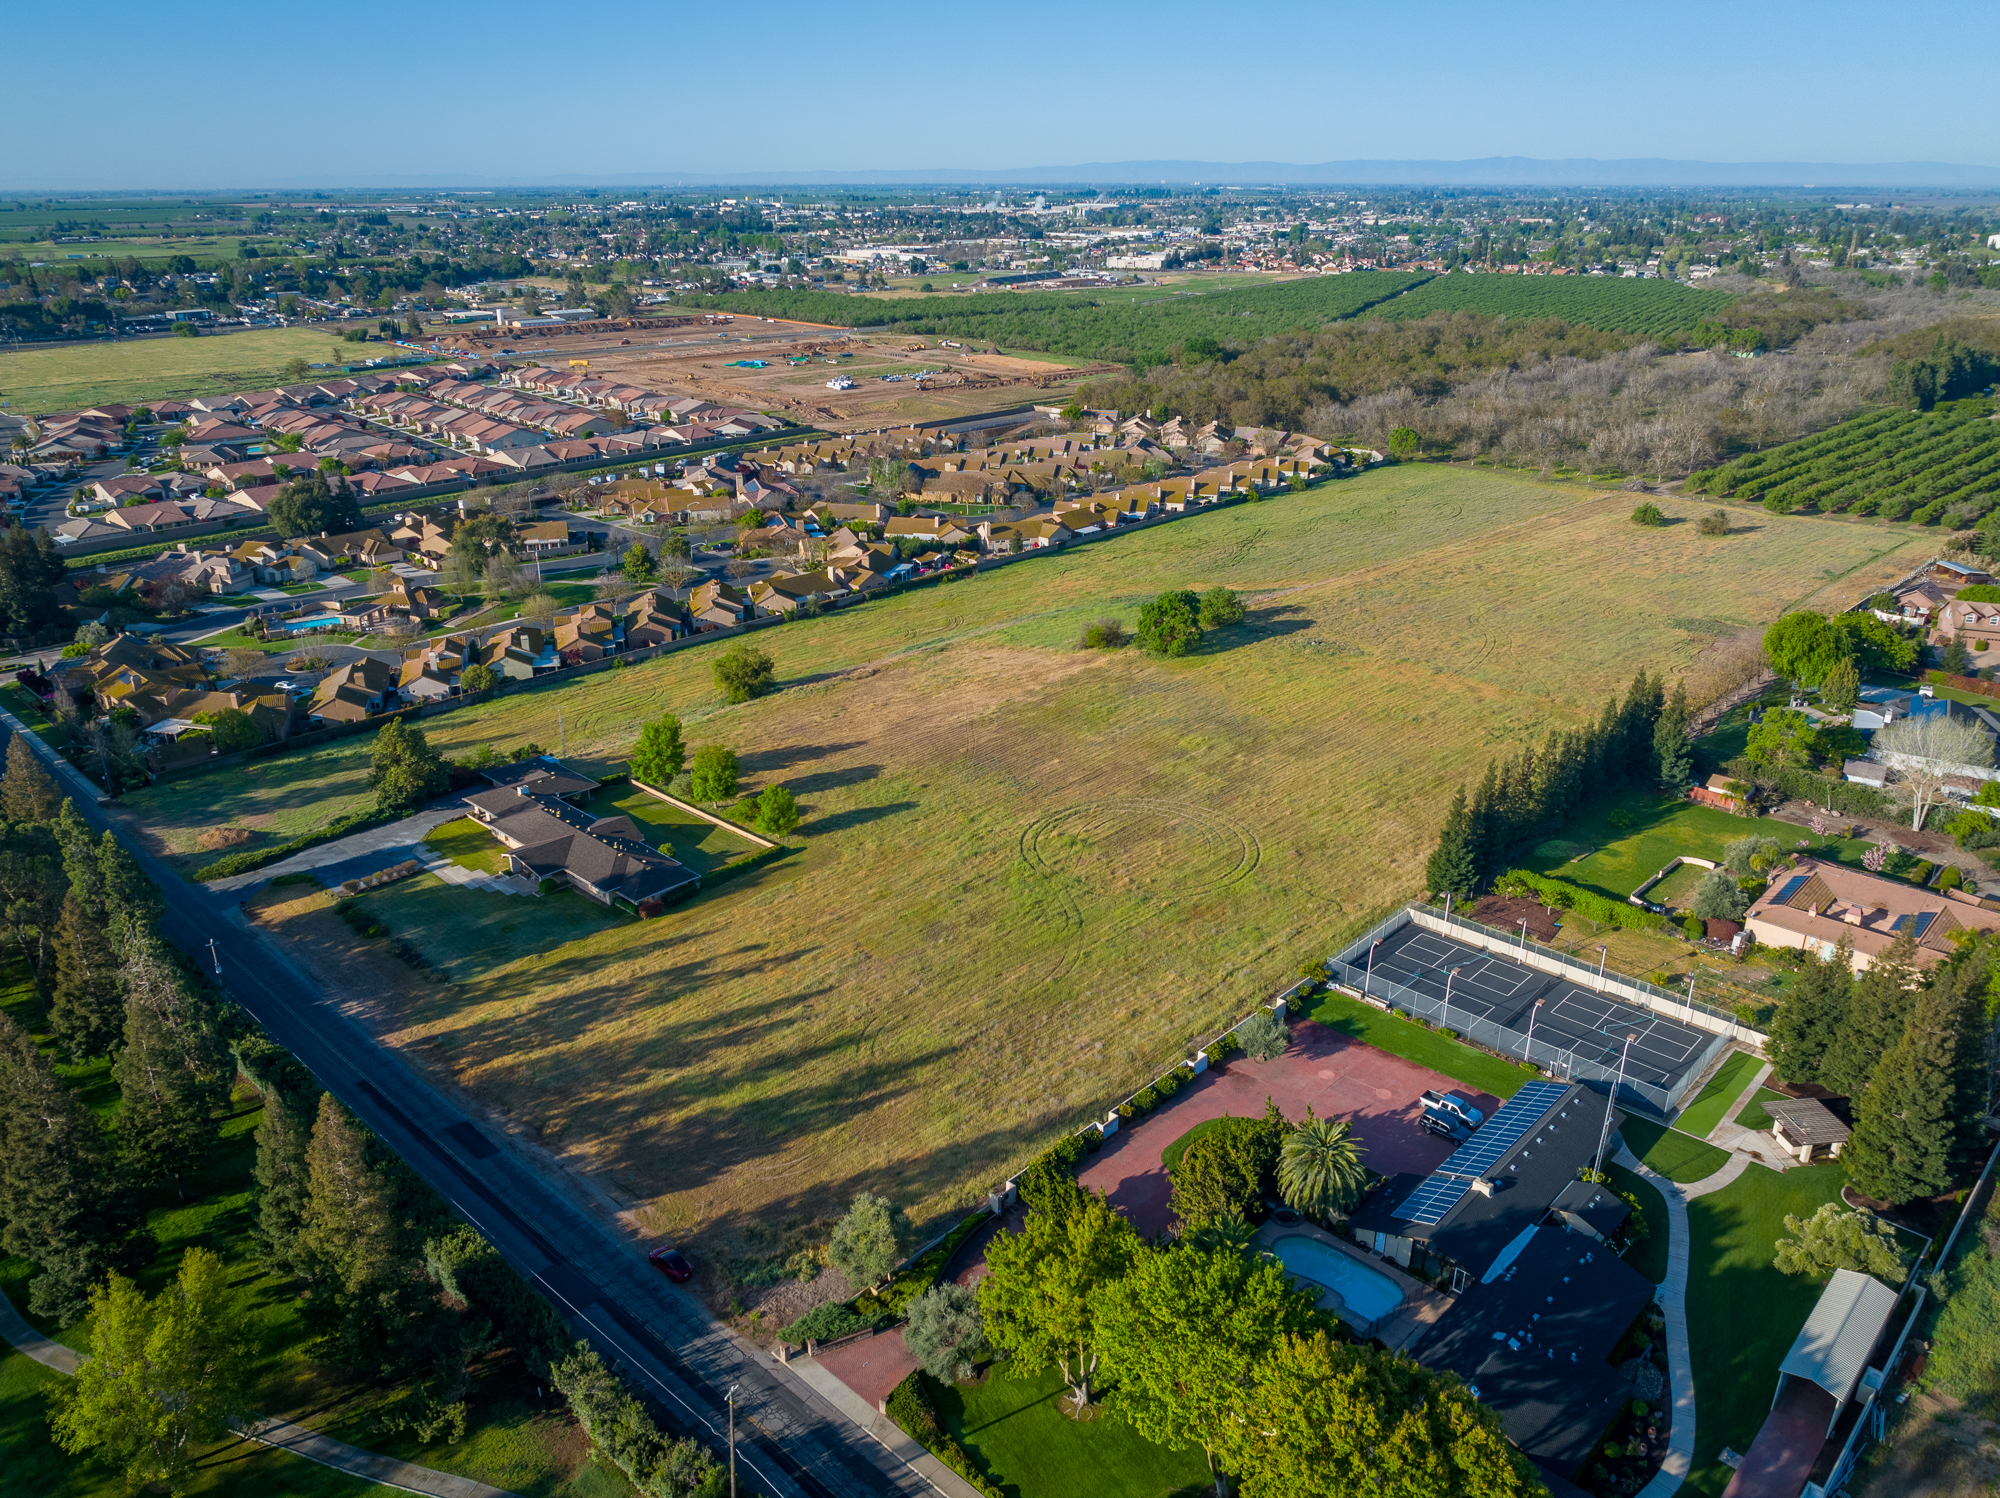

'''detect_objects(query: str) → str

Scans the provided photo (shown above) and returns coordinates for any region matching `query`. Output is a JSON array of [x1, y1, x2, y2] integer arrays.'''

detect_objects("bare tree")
[[1875, 713, 1995, 830]]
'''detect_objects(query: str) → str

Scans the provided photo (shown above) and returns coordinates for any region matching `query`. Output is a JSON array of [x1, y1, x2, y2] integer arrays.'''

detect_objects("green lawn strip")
[[1529, 789, 1876, 901], [1680, 1164, 1849, 1498], [1733, 1088, 1787, 1133], [423, 817, 509, 876], [1672, 1052, 1765, 1139], [1159, 1117, 1235, 1175], [1605, 1164, 1670, 1285], [1616, 1117, 1730, 1184], [350, 873, 629, 980], [937, 1364, 1208, 1498], [1296, 992, 1536, 1100], [576, 786, 764, 876]]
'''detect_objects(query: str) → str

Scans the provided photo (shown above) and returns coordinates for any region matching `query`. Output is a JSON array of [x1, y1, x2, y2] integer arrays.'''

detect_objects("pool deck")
[[1251, 1217, 1450, 1353]]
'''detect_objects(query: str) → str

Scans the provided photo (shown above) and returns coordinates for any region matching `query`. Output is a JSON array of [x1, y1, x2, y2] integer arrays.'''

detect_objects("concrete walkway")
[[787, 1353, 987, 1498], [420, 852, 539, 897], [1698, 1059, 1788, 1161], [0, 1286, 516, 1497], [206, 804, 468, 893], [1624, 1143, 1755, 1498]]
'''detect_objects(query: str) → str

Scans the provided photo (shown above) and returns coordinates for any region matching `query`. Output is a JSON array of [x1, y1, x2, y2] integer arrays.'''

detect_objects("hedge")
[[778, 1301, 873, 1345], [190, 804, 398, 882], [1500, 869, 1670, 932], [864, 1209, 992, 1317], [1756, 765, 1893, 818], [885, 1372, 1003, 1498], [697, 841, 791, 893]]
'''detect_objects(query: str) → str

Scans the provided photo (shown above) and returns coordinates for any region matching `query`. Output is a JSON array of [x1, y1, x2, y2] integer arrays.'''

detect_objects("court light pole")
[[1591, 1031, 1637, 1181], [1365, 939, 1382, 999], [1518, 918, 1529, 957], [1684, 972, 1697, 1023], [1443, 966, 1460, 1033], [1596, 945, 1609, 993], [1523, 998, 1544, 1064]]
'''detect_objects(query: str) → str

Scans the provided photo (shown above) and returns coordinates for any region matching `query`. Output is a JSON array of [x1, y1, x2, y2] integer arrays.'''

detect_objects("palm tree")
[[1181, 1210, 1257, 1258], [1278, 1111, 1367, 1220]]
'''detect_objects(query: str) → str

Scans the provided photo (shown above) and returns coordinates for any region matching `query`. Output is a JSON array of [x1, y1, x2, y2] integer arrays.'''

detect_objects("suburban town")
[[4, 15, 2000, 1498]]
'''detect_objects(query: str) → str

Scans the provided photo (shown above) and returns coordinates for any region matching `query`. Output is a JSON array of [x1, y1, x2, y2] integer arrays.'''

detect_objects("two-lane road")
[[4, 722, 927, 1498]]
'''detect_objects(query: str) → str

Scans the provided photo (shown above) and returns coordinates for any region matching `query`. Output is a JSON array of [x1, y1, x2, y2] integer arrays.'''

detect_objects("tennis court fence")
[[1327, 905, 1763, 1116]]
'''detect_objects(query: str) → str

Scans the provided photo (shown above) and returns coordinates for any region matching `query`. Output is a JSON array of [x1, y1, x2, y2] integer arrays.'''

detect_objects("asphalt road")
[[6, 723, 927, 1498]]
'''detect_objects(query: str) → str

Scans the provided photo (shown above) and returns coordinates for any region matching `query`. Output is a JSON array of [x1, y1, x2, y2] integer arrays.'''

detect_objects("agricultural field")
[[676, 270, 1431, 366], [123, 469, 1933, 1259], [1360, 273, 1736, 339], [0, 326, 360, 415], [1687, 405, 2000, 523]]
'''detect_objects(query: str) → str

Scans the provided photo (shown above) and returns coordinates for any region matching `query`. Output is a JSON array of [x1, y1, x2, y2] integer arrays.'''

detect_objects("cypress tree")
[[0, 734, 62, 825], [98, 832, 162, 956], [111, 938, 232, 1199], [1766, 937, 1855, 1086], [0, 1010, 131, 1325], [1426, 789, 1478, 900], [1469, 762, 1502, 889], [1654, 680, 1694, 789], [1819, 932, 1920, 1099], [237, 1035, 322, 1272], [1844, 968, 1973, 1204], [50, 891, 123, 1061], [56, 801, 105, 924]]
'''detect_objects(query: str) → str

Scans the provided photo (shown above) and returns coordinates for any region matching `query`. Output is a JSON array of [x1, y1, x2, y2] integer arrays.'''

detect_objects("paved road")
[[0, 717, 930, 1498]]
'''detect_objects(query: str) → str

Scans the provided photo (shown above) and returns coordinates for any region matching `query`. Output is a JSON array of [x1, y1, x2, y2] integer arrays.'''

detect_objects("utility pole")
[[1517, 918, 1528, 957], [1592, 1032, 1637, 1180], [726, 1383, 738, 1498]]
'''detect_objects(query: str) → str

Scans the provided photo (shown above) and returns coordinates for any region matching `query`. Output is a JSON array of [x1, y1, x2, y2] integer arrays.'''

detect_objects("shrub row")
[[1753, 765, 1894, 818], [863, 1209, 993, 1318], [191, 805, 399, 882], [1499, 869, 1670, 932], [696, 841, 791, 895], [885, 1372, 1003, 1498], [778, 1300, 876, 1346]]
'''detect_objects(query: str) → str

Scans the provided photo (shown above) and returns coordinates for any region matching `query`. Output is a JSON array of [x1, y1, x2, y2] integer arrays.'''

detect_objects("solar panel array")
[[1394, 1080, 1572, 1228], [1771, 873, 1811, 906]]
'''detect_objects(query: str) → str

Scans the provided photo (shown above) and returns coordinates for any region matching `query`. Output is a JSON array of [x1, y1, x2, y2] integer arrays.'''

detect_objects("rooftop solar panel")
[[1772, 874, 1811, 905], [1398, 1175, 1472, 1227], [1434, 1080, 1571, 1181]]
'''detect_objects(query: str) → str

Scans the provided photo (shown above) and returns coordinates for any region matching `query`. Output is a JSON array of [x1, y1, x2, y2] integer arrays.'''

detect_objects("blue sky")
[[13, 0, 2000, 187]]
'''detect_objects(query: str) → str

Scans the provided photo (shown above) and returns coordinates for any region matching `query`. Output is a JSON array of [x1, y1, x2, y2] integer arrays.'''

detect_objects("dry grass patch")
[[153, 468, 1930, 1258]]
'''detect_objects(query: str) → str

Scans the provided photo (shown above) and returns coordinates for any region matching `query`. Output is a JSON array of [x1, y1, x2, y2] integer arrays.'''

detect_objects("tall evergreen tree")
[[0, 1010, 131, 1324], [237, 1035, 322, 1272], [1, 734, 62, 824], [56, 801, 105, 924], [50, 890, 123, 1060], [111, 938, 232, 1198], [1820, 932, 1921, 1098], [1844, 967, 1975, 1204], [1468, 762, 1502, 890], [1425, 789, 1478, 900], [1654, 680, 1695, 789], [98, 831, 162, 956], [1766, 937, 1856, 1086]]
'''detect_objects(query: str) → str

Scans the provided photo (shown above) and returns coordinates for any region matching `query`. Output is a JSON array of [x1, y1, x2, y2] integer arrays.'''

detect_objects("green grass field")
[[1683, 1163, 1849, 1498], [1361, 273, 1736, 338], [1672, 1051, 1765, 1138], [115, 466, 1930, 1254], [0, 327, 362, 414], [342, 875, 632, 982], [1529, 788, 1877, 900], [1734, 1088, 1787, 1132], [425, 817, 510, 875], [937, 1364, 1207, 1498], [1618, 1117, 1730, 1183], [1295, 992, 1538, 1100], [1689, 406, 2000, 524]]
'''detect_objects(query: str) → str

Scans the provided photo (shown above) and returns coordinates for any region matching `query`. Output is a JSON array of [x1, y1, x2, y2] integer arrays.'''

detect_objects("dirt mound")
[[195, 827, 254, 852]]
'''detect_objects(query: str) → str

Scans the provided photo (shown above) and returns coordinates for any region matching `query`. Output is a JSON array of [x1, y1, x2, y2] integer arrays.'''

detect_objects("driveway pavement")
[[205, 802, 470, 893]]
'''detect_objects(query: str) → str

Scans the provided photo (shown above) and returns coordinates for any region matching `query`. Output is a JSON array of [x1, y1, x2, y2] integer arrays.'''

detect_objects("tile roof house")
[[1741, 857, 2000, 971], [464, 759, 697, 908], [306, 658, 399, 723]]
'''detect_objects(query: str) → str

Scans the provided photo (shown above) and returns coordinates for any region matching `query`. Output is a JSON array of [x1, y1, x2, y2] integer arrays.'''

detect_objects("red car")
[[649, 1247, 694, 1282]]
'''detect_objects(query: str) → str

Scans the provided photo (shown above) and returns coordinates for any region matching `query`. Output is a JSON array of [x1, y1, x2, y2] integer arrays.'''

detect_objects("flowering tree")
[[1862, 843, 1888, 873], [1810, 814, 1831, 839]]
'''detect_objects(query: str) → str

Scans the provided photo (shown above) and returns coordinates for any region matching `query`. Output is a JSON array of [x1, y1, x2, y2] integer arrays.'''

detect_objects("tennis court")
[[1348, 924, 1713, 1099]]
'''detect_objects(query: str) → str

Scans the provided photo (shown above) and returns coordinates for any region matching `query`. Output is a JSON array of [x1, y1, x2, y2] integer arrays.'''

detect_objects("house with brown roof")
[[464, 759, 697, 908], [307, 659, 400, 723], [1741, 857, 2000, 972]]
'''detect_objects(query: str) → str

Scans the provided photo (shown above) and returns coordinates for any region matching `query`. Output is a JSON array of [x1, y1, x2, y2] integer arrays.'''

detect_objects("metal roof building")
[[1775, 1270, 1899, 1434]]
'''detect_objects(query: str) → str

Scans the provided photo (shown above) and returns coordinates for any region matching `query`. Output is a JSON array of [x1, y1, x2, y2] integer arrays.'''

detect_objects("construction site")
[[454, 313, 1117, 430]]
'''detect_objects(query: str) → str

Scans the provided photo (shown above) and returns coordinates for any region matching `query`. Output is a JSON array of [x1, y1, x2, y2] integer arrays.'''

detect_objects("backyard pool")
[[281, 616, 340, 633], [1271, 1234, 1404, 1326]]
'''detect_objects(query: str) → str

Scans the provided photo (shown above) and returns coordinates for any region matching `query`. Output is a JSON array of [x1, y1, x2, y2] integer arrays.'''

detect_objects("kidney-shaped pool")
[[1271, 1233, 1404, 1327]]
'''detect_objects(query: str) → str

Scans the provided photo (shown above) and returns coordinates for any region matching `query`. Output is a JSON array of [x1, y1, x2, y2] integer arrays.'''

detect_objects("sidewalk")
[[787, 1352, 986, 1498], [0, 1286, 516, 1498]]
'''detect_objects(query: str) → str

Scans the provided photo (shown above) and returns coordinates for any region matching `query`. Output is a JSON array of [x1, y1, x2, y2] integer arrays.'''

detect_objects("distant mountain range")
[[15, 158, 2000, 192]]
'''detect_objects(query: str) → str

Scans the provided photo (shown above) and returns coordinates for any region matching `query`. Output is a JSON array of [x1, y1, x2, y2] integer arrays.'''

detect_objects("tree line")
[[1426, 670, 1689, 898], [0, 739, 723, 1497]]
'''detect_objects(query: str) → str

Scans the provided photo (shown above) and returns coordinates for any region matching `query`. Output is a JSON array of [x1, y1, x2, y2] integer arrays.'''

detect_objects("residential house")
[[307, 659, 399, 723], [687, 579, 755, 630], [1741, 857, 2000, 971], [464, 759, 697, 908]]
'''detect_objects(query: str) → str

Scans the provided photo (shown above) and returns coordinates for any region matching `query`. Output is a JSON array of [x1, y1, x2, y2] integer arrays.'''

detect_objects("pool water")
[[282, 616, 339, 632], [1271, 1234, 1404, 1324]]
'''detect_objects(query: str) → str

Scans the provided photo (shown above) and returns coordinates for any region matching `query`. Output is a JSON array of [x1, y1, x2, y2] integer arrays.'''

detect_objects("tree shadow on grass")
[[785, 763, 881, 795], [808, 801, 918, 835], [737, 741, 867, 774], [1196, 602, 1314, 653]]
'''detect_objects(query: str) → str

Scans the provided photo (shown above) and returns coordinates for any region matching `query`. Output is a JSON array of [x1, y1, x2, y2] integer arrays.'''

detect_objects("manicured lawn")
[[349, 874, 631, 981], [1530, 788, 1877, 900], [1646, 861, 1708, 908], [1618, 1116, 1730, 1183], [1682, 1163, 1849, 1498], [425, 816, 509, 875], [576, 786, 764, 876], [1606, 1163, 1670, 1284], [936, 1363, 1208, 1498], [1735, 1088, 1787, 1132], [1673, 1051, 1764, 1139], [1159, 1116, 1232, 1174], [1296, 992, 1537, 1100]]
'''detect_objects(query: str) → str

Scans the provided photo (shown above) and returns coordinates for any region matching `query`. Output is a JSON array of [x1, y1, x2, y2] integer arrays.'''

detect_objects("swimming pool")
[[282, 616, 339, 633], [1271, 1234, 1404, 1326]]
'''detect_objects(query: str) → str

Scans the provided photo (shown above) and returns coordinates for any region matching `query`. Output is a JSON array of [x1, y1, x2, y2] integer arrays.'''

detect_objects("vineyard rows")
[[1687, 408, 2000, 524], [1360, 272, 1738, 339]]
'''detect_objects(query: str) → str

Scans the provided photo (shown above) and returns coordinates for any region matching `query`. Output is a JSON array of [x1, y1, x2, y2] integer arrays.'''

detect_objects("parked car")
[[1421, 1089, 1484, 1128], [648, 1246, 694, 1282], [1419, 1108, 1472, 1144]]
